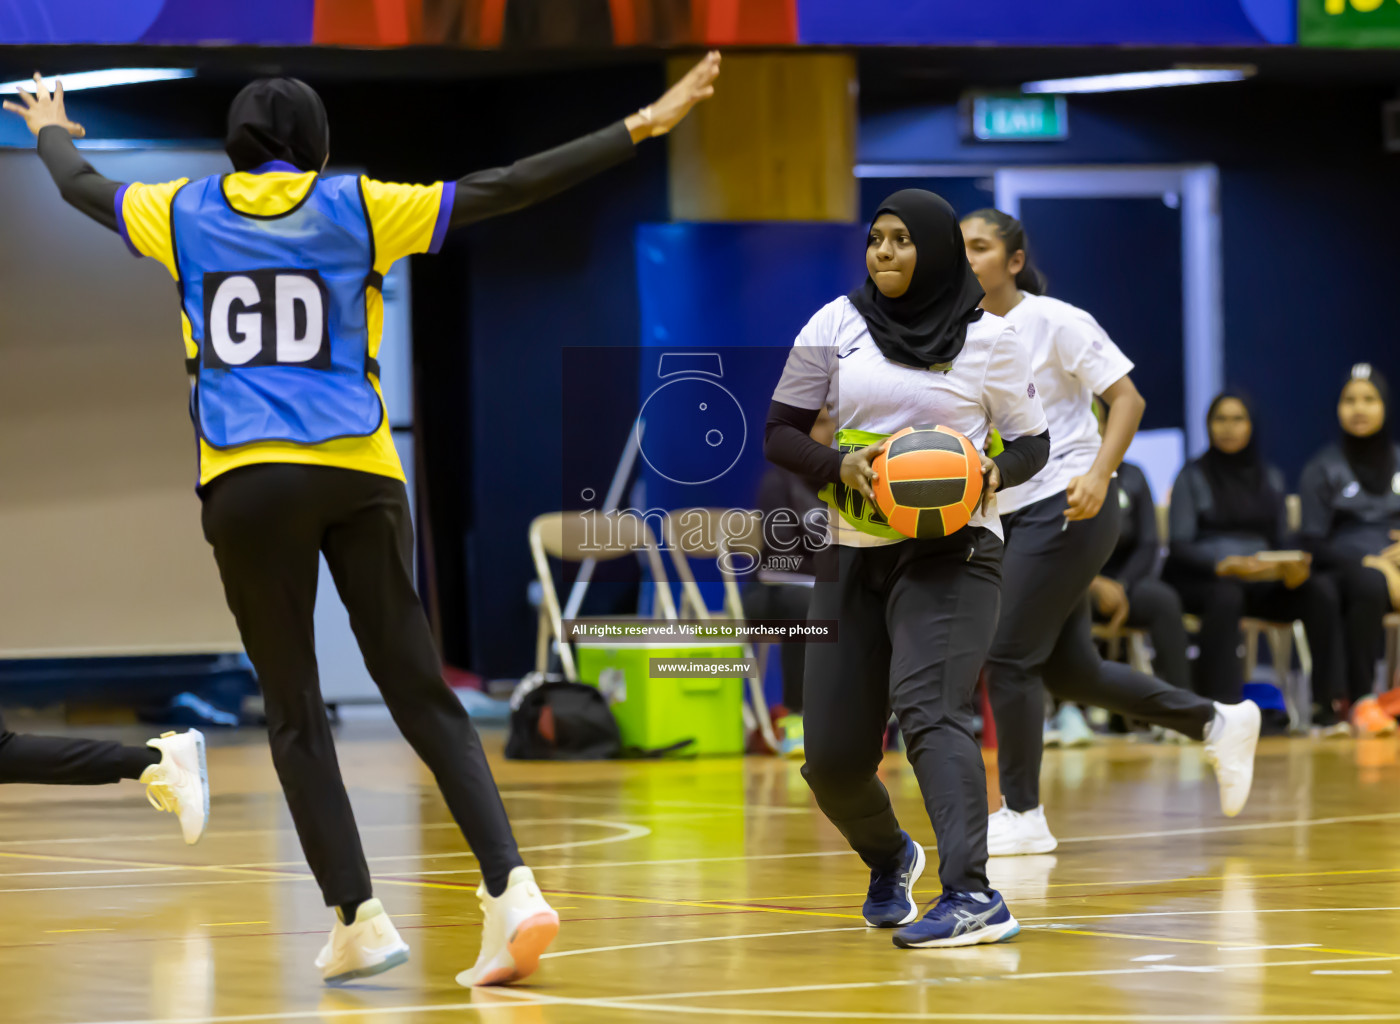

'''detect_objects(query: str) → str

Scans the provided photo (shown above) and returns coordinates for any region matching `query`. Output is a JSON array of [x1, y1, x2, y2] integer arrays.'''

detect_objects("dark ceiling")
[[0, 43, 1397, 96]]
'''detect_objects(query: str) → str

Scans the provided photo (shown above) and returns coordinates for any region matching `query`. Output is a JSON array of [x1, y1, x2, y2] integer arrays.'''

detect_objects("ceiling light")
[[1022, 68, 1251, 95], [0, 69, 195, 95]]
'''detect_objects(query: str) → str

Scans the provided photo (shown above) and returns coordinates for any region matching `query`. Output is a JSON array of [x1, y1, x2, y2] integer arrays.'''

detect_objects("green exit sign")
[[1300, 0, 1400, 47], [964, 94, 1068, 142]]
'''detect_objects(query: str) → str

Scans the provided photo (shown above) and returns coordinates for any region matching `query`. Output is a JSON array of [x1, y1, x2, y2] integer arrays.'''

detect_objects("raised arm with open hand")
[[3, 73, 85, 137]]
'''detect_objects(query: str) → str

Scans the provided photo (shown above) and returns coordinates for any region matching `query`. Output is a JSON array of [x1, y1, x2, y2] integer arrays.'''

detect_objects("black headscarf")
[[848, 189, 985, 371], [225, 78, 329, 173], [1199, 392, 1278, 534], [1339, 363, 1395, 496]]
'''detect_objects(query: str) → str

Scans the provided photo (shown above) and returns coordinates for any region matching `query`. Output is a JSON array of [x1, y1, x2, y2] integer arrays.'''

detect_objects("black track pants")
[[201, 463, 522, 906], [987, 488, 1215, 813], [802, 529, 1002, 894]]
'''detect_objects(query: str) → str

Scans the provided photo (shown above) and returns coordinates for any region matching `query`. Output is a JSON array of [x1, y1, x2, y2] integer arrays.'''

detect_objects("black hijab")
[[225, 78, 329, 173], [1340, 364, 1395, 496], [1199, 392, 1278, 534], [848, 189, 985, 371]]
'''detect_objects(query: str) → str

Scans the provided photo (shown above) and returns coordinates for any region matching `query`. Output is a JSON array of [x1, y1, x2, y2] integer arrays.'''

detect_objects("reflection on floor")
[[1, 723, 1398, 1023]]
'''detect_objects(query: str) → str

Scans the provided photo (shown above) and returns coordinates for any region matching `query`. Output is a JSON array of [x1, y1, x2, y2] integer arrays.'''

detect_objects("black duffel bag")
[[506, 677, 623, 760]]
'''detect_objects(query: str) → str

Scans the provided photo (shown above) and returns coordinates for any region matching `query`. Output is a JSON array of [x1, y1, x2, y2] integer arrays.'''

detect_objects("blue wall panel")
[[800, 0, 1295, 46], [633, 223, 865, 517]]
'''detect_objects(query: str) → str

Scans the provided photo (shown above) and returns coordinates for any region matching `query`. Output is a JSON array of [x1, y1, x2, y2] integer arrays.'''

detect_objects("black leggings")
[[801, 528, 1002, 895], [1325, 561, 1390, 701], [0, 710, 156, 785], [201, 463, 522, 906], [1167, 571, 1345, 712], [987, 487, 1215, 813]]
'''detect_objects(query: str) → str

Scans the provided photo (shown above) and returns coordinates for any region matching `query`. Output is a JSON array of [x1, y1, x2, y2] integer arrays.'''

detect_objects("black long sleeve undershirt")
[[763, 401, 844, 483], [35, 120, 637, 237], [992, 430, 1051, 490], [764, 399, 1051, 491], [38, 125, 119, 231]]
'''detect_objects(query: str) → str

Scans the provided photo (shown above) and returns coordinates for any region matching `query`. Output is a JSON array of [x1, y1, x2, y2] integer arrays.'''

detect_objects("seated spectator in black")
[[1300, 364, 1400, 734], [742, 407, 832, 755], [1165, 393, 1345, 729], [1089, 458, 1191, 696]]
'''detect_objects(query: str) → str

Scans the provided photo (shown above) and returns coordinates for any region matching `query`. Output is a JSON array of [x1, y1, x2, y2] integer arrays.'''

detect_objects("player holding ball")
[[764, 189, 1048, 949]]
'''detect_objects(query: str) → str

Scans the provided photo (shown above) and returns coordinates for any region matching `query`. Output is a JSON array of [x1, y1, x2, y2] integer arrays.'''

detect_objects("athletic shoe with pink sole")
[[456, 866, 559, 987]]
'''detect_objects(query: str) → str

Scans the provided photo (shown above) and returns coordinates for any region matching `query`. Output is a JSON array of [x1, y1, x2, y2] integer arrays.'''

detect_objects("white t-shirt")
[[772, 296, 1048, 546], [994, 294, 1134, 515]]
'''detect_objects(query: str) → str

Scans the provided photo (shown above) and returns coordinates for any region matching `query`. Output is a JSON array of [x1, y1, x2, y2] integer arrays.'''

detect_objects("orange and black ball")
[[872, 425, 984, 539]]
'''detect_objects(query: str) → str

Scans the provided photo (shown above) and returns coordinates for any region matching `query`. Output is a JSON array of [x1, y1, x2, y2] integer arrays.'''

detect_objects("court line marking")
[[542, 924, 867, 960], [62, 955, 1400, 1024], [43, 927, 113, 934], [1021, 906, 1400, 924], [1046, 927, 1396, 959], [0, 793, 806, 851], [6, 809, 1400, 886], [1313, 970, 1393, 975], [201, 921, 269, 927], [2, 807, 1395, 856], [52, 939, 1400, 1024], [68, 1001, 553, 1024], [730, 864, 1400, 903], [479, 956, 1400, 1017], [0, 847, 856, 881]]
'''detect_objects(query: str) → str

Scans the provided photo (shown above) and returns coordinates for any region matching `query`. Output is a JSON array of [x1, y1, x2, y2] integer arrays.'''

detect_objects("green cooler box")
[[574, 642, 746, 755]]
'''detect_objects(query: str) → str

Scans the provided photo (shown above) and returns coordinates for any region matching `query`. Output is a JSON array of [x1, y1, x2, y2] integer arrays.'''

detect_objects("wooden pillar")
[[667, 52, 857, 222]]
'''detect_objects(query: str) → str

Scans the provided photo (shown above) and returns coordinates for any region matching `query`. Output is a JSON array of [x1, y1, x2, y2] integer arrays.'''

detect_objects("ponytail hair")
[[965, 207, 1047, 295]]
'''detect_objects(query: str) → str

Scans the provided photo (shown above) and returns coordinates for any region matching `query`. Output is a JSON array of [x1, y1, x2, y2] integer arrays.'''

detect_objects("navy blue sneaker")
[[862, 832, 925, 927], [892, 889, 1019, 948]]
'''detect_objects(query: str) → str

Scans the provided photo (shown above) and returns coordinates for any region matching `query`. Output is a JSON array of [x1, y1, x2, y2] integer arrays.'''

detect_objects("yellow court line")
[[371, 875, 864, 921], [43, 928, 114, 934], [201, 921, 269, 927], [0, 849, 307, 881], [1051, 926, 1400, 959], [0, 848, 853, 922], [703, 864, 1400, 904]]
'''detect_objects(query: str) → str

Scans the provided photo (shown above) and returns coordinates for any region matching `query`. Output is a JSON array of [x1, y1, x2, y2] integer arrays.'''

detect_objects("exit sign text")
[[964, 94, 1069, 142]]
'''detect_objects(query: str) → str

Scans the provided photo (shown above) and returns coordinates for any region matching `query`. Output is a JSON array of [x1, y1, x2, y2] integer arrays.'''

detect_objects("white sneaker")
[[314, 899, 410, 985], [1055, 705, 1095, 748], [1042, 720, 1062, 748], [140, 730, 208, 845], [456, 866, 560, 987], [987, 800, 1058, 857], [1203, 700, 1261, 817]]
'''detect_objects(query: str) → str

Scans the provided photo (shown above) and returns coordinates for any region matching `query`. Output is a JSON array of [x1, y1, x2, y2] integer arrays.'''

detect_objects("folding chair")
[[1181, 613, 1311, 732], [661, 507, 780, 753], [528, 510, 677, 684]]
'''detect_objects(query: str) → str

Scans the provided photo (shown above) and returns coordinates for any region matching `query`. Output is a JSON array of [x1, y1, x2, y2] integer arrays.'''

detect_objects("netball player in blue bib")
[[6, 56, 719, 987]]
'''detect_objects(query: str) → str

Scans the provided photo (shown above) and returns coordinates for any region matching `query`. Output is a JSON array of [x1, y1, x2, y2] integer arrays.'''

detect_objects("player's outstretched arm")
[[3, 73, 121, 232], [448, 51, 720, 230]]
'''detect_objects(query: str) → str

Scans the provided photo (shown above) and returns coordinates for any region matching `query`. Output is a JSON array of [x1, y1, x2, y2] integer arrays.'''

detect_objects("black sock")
[[339, 899, 365, 925], [121, 746, 162, 781]]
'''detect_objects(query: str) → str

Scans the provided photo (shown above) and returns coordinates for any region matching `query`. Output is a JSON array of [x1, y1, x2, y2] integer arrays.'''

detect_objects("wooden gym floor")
[[2, 720, 1399, 1023]]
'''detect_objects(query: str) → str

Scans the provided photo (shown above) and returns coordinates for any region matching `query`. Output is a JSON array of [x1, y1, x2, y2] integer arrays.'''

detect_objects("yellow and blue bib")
[[172, 173, 381, 450], [117, 163, 451, 486]]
